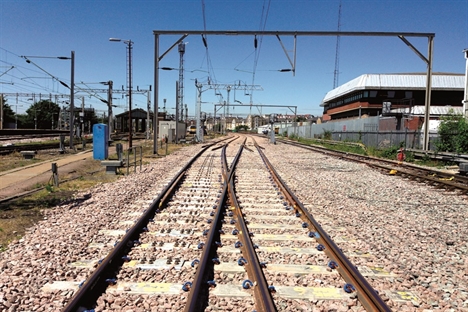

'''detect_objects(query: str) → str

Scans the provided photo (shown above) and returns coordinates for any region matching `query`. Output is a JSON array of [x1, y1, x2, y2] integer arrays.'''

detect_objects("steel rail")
[[367, 162, 468, 193], [210, 136, 240, 151], [226, 141, 277, 311], [279, 139, 468, 191], [63, 142, 216, 312], [252, 138, 392, 312], [0, 142, 61, 154], [184, 139, 244, 311]]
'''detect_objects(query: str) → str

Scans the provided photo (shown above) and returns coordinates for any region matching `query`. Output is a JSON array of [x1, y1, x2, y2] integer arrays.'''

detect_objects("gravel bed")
[[262, 140, 468, 311], [1, 135, 467, 311], [0, 144, 204, 311]]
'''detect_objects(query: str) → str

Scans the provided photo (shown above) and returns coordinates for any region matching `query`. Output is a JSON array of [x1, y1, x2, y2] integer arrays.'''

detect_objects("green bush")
[[289, 133, 298, 140], [380, 146, 399, 160], [435, 111, 468, 154], [322, 130, 332, 140]]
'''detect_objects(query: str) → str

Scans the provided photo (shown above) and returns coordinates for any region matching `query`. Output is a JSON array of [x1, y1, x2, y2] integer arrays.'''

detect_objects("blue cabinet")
[[93, 124, 109, 160]]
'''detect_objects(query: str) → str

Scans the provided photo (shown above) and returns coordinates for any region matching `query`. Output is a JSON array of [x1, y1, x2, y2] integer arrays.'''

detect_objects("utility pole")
[[81, 97, 85, 137], [11, 98, 22, 129], [146, 87, 151, 140], [226, 85, 231, 132], [178, 42, 185, 123], [109, 38, 133, 148], [195, 81, 203, 141], [175, 81, 179, 143], [333, 0, 342, 89], [70, 51, 75, 149], [0, 94, 3, 130], [127, 41, 133, 148], [107, 81, 113, 141], [463, 49, 468, 118]]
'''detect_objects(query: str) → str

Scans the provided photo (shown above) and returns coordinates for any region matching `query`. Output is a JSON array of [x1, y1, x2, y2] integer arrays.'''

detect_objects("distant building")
[[320, 73, 464, 130], [114, 108, 167, 133]]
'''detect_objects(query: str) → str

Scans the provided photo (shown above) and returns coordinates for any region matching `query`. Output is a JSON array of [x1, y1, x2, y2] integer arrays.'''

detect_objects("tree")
[[435, 111, 468, 154], [1, 95, 16, 127], [25, 100, 61, 129], [235, 125, 249, 132], [294, 116, 307, 122]]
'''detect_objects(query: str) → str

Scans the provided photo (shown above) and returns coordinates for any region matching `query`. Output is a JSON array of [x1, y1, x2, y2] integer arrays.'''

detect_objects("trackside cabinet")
[[93, 123, 109, 160]]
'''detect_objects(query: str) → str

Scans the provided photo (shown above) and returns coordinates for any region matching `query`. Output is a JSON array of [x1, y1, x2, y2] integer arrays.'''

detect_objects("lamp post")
[[110, 38, 133, 148]]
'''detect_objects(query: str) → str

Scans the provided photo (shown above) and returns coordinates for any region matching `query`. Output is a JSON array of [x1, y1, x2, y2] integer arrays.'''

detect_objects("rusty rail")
[[63, 143, 216, 312], [226, 142, 277, 311], [183, 139, 245, 311], [280, 138, 468, 193], [253, 138, 392, 312]]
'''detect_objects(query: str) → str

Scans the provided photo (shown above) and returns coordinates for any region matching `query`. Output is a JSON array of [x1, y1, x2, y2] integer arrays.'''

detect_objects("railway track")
[[278, 138, 468, 194], [0, 142, 62, 155], [36, 135, 396, 311]]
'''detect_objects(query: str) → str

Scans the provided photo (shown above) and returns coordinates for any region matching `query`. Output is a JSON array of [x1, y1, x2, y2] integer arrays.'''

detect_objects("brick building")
[[321, 73, 464, 130]]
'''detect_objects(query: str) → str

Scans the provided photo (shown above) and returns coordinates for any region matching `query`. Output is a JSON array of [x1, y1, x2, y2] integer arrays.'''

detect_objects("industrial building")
[[321, 73, 465, 131]]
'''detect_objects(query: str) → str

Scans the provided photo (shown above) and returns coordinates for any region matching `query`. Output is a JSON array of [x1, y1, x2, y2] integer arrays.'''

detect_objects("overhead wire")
[[250, 0, 271, 105], [0, 48, 123, 116], [0, 47, 70, 94], [200, 0, 220, 96]]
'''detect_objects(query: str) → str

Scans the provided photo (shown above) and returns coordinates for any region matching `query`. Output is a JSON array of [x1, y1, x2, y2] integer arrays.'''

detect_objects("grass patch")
[[0, 151, 45, 172], [0, 138, 187, 251], [295, 136, 452, 168], [296, 137, 368, 155]]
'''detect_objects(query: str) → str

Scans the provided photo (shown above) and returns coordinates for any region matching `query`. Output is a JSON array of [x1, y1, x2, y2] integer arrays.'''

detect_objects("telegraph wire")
[[200, 0, 219, 94], [250, 0, 271, 103]]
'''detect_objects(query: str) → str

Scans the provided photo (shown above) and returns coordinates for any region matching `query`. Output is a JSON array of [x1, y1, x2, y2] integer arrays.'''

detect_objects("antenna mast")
[[333, 0, 342, 89]]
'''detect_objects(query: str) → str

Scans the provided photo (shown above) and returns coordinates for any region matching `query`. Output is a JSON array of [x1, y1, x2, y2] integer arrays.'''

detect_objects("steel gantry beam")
[[153, 30, 435, 151]]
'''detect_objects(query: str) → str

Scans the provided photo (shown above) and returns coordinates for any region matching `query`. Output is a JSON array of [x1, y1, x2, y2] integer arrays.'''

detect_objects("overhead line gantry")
[[153, 29, 435, 151]]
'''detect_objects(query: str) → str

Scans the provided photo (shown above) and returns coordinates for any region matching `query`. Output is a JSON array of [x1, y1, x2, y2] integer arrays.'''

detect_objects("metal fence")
[[328, 130, 427, 150], [281, 118, 440, 150]]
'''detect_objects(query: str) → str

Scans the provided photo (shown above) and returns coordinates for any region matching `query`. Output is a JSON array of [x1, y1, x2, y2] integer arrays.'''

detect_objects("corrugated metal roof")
[[322, 73, 464, 104], [390, 105, 463, 116]]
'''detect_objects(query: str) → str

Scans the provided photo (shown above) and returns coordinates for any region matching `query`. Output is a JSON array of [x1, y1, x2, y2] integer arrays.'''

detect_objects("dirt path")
[[0, 150, 99, 201]]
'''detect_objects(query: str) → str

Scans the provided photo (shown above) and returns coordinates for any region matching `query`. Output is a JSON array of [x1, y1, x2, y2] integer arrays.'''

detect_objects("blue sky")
[[1, 0, 467, 118]]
